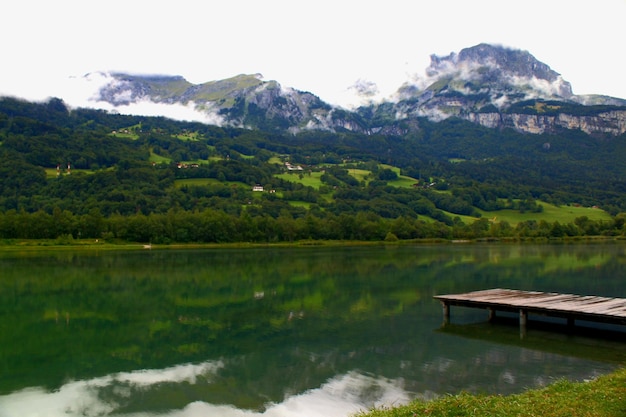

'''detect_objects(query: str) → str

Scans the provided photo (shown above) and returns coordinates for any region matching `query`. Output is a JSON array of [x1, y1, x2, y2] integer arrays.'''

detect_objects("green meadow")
[[276, 171, 325, 189], [477, 201, 612, 225], [275, 167, 614, 226]]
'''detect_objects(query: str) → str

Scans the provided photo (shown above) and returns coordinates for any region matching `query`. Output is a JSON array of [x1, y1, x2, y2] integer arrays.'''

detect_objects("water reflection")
[[0, 362, 408, 417], [0, 244, 625, 416]]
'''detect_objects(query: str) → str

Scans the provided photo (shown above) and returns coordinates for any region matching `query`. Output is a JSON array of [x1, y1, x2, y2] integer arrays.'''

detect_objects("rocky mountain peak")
[[419, 43, 573, 102], [376, 44, 626, 136], [440, 44, 560, 82]]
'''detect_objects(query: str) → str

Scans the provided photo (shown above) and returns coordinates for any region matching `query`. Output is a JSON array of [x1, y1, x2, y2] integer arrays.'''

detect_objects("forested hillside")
[[0, 97, 625, 243]]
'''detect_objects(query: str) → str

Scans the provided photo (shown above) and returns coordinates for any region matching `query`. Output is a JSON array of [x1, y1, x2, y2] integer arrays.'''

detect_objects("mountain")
[[89, 72, 359, 133], [382, 44, 626, 136], [88, 44, 626, 136], [397, 43, 574, 110]]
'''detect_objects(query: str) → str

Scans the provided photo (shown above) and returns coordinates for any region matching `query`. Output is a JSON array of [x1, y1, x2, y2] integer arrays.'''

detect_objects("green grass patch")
[[418, 201, 611, 228], [426, 77, 451, 93], [288, 201, 312, 209], [275, 172, 324, 189], [109, 124, 141, 140], [174, 132, 200, 141], [149, 151, 171, 164], [191, 74, 264, 101], [358, 367, 626, 417], [347, 168, 371, 183], [378, 164, 399, 172], [275, 168, 417, 190], [376, 164, 419, 188], [179, 159, 207, 166], [387, 175, 419, 188], [45, 168, 64, 178], [44, 168, 96, 178], [110, 132, 139, 140], [478, 201, 612, 226]]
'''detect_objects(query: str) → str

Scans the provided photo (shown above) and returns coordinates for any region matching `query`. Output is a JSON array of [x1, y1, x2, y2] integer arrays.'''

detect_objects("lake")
[[0, 243, 625, 417]]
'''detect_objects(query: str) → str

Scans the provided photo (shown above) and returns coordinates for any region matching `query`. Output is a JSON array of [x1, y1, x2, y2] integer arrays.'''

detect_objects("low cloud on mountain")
[[61, 72, 225, 125]]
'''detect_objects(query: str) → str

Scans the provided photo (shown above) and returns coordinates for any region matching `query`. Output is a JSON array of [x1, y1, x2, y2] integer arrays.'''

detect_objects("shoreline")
[[356, 367, 626, 417], [0, 235, 624, 251]]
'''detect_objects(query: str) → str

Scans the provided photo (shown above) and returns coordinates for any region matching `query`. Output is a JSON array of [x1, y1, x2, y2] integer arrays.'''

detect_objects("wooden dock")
[[434, 288, 626, 331]]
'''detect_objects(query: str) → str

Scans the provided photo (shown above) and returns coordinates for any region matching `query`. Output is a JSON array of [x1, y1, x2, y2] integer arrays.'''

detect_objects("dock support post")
[[519, 309, 527, 326], [519, 309, 528, 339], [441, 302, 450, 326], [488, 308, 496, 322]]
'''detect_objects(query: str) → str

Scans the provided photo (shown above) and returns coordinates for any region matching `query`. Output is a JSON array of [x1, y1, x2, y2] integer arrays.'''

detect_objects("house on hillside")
[[285, 162, 304, 171]]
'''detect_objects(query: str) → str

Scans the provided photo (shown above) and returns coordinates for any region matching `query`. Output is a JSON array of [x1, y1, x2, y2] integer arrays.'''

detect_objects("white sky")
[[1, 0, 625, 109]]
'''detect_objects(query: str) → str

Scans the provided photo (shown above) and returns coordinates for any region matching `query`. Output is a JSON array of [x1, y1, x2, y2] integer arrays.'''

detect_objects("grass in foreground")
[[357, 367, 626, 417]]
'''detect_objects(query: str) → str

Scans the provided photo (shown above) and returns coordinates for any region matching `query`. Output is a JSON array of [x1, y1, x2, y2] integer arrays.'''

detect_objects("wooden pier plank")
[[434, 289, 626, 328]]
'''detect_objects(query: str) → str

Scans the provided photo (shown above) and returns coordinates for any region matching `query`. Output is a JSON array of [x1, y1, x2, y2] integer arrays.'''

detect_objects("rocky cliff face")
[[465, 110, 626, 135], [89, 44, 626, 136]]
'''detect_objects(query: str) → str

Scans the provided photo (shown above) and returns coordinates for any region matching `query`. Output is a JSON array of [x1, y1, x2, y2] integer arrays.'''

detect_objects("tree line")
[[0, 208, 623, 244]]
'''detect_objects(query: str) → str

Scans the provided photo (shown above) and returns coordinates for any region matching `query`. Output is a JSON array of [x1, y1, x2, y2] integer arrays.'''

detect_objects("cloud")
[[46, 72, 224, 125], [100, 100, 226, 126], [331, 79, 386, 109], [349, 79, 380, 98], [504, 74, 572, 99]]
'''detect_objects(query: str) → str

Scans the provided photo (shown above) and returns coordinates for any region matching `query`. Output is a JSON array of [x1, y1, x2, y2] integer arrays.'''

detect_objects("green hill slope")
[[0, 96, 624, 244]]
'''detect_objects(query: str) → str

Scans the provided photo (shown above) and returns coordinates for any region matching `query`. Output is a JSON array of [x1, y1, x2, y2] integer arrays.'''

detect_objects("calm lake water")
[[1, 243, 625, 417]]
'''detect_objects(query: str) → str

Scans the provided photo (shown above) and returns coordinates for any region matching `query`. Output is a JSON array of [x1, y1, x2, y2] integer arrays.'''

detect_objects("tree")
[[378, 168, 398, 181]]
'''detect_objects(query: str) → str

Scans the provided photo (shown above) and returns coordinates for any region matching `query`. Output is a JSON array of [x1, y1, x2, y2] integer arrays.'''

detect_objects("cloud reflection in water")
[[0, 361, 409, 417]]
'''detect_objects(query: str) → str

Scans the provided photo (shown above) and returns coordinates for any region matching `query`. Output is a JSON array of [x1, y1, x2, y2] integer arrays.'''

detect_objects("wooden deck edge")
[[433, 289, 626, 330]]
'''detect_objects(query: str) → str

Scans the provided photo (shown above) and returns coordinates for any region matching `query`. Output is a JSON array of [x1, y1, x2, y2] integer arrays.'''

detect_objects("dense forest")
[[0, 96, 625, 243]]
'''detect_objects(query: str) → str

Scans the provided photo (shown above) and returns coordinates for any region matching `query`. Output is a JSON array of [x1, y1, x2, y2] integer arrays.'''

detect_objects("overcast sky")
[[2, 0, 625, 109]]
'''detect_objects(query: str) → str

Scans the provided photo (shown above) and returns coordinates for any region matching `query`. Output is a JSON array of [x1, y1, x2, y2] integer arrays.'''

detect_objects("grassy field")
[[477, 201, 612, 226], [357, 367, 626, 417], [387, 175, 419, 188], [174, 132, 200, 141], [347, 168, 371, 183], [276, 172, 325, 189], [276, 169, 419, 190], [45, 167, 66, 178], [44, 167, 98, 178], [288, 201, 312, 209], [274, 169, 614, 226], [149, 151, 171, 164], [109, 124, 142, 140]]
